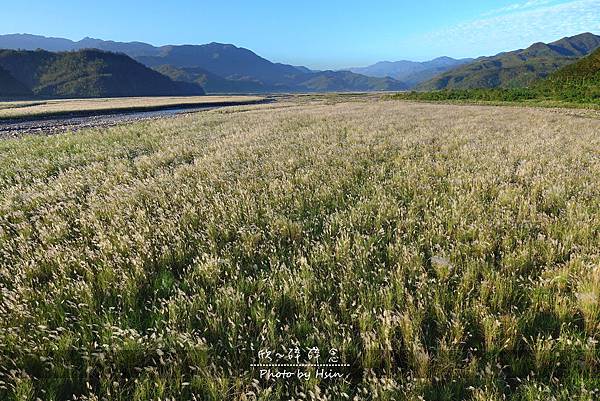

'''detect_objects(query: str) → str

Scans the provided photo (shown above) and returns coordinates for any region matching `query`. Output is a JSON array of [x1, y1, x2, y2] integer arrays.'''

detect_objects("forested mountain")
[[0, 49, 205, 98], [419, 33, 600, 90], [536, 47, 600, 101]]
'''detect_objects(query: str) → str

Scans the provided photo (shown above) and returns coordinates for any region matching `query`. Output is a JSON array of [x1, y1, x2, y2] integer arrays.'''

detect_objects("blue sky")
[[4, 0, 600, 69]]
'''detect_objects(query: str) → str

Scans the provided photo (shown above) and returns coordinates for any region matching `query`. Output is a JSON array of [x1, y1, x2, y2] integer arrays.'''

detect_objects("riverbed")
[[0, 97, 271, 139]]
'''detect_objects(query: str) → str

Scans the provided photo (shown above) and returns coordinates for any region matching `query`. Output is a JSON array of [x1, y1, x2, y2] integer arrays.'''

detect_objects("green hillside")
[[536, 47, 600, 101], [419, 33, 600, 90], [0, 49, 205, 98], [393, 48, 600, 106], [0, 66, 32, 97]]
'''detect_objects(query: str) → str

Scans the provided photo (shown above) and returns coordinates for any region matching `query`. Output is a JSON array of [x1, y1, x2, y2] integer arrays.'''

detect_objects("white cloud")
[[482, 0, 560, 16], [410, 0, 600, 58]]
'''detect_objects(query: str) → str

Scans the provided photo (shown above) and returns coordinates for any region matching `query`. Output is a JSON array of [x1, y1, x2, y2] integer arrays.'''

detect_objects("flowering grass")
[[0, 98, 599, 400], [390, 90, 600, 111]]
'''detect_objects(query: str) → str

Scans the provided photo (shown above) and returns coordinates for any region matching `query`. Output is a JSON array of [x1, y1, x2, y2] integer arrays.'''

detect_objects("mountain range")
[[418, 32, 600, 90], [0, 48, 205, 99], [0, 34, 408, 94], [1, 32, 600, 98], [347, 57, 473, 88]]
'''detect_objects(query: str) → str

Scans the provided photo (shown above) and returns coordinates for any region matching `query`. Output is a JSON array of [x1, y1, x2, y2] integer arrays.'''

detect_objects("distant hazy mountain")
[[0, 33, 77, 52], [156, 64, 407, 93], [293, 70, 408, 92], [0, 33, 159, 57], [0, 49, 205, 98], [348, 57, 473, 88], [136, 43, 304, 87], [293, 66, 318, 74], [76, 37, 160, 57], [419, 32, 600, 90], [137, 43, 407, 91], [0, 34, 407, 93]]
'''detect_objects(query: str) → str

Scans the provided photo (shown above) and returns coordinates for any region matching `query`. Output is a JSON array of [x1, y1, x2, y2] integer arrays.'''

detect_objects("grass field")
[[0, 98, 599, 400], [0, 95, 265, 120], [390, 90, 600, 111]]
